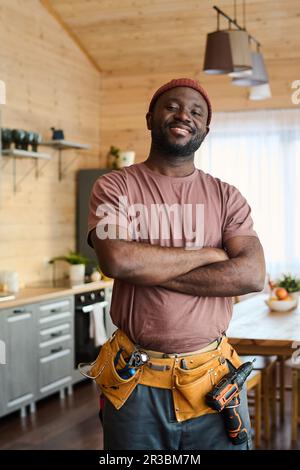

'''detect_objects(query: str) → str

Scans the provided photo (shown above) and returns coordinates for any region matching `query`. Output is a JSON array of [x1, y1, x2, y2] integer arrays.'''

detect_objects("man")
[[87, 78, 265, 450]]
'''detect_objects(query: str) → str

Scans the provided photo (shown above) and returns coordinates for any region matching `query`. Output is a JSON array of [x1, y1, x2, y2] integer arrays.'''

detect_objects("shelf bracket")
[[4, 155, 51, 193], [58, 150, 79, 181], [12, 157, 37, 193]]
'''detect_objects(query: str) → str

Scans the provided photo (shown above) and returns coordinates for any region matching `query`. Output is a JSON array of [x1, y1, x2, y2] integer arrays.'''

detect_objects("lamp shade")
[[232, 51, 269, 86], [227, 30, 252, 73], [249, 83, 272, 100], [229, 69, 252, 79], [203, 30, 234, 74]]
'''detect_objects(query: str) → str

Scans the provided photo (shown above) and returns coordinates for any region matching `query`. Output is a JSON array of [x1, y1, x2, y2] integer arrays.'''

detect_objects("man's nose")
[[174, 108, 192, 122]]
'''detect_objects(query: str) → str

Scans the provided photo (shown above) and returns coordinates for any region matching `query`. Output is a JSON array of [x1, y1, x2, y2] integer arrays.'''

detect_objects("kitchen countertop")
[[0, 280, 114, 310]]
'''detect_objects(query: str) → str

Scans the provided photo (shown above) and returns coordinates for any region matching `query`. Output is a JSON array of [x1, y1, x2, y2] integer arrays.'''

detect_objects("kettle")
[[51, 127, 65, 140]]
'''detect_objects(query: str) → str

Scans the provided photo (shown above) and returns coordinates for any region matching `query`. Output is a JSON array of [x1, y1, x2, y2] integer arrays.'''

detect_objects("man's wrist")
[[198, 247, 228, 266]]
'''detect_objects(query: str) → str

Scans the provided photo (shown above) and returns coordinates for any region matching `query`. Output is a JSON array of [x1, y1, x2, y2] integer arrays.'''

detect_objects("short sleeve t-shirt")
[[87, 162, 257, 353]]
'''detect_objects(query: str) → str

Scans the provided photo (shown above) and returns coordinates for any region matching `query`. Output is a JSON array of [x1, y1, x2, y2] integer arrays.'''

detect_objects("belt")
[[139, 339, 219, 359], [85, 329, 242, 422]]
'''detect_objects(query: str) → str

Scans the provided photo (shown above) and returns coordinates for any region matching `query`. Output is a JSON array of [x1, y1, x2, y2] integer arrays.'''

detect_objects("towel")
[[89, 302, 108, 347]]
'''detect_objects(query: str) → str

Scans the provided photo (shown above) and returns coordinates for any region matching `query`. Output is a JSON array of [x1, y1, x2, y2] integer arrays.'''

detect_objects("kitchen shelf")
[[1, 148, 52, 193], [2, 148, 51, 159], [41, 140, 91, 180]]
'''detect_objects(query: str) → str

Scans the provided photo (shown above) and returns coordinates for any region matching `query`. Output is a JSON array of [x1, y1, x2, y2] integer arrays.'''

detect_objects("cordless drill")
[[205, 359, 255, 445]]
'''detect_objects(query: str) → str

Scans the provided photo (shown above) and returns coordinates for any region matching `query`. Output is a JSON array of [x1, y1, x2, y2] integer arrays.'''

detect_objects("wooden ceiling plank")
[[40, 0, 102, 74]]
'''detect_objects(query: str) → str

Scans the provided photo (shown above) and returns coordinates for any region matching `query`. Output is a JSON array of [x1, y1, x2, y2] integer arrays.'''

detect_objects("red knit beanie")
[[148, 78, 212, 126]]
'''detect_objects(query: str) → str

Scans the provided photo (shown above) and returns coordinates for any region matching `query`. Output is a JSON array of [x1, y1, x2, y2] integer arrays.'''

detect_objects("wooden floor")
[[0, 380, 299, 450]]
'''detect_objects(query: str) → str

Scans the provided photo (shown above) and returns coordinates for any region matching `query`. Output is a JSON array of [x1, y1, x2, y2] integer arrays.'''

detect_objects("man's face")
[[146, 87, 209, 157]]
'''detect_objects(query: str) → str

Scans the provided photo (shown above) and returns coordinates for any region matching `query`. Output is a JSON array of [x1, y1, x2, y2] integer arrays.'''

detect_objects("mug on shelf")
[[116, 150, 135, 169]]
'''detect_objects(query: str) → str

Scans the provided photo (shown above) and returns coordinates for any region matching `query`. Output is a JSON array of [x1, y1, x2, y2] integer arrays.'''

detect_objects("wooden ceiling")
[[43, 0, 300, 77]]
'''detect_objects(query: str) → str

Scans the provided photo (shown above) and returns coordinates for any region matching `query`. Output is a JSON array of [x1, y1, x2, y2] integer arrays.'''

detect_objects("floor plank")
[[0, 380, 299, 450]]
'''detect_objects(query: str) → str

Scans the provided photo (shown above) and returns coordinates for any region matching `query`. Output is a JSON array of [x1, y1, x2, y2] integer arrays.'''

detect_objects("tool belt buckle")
[[128, 349, 150, 368]]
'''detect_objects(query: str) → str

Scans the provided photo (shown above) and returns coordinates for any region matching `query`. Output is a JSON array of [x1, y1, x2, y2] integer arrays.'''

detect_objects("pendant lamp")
[[227, 29, 252, 73], [203, 30, 234, 75], [232, 51, 268, 86], [249, 83, 272, 100]]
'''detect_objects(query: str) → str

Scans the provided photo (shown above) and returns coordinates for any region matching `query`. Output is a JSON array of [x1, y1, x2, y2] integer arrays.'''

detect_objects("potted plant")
[[277, 274, 300, 299], [107, 145, 121, 169], [49, 250, 91, 283]]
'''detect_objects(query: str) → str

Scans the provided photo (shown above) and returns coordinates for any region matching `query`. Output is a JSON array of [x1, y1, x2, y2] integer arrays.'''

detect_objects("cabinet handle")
[[50, 332, 63, 338], [13, 308, 30, 314], [51, 346, 63, 354]]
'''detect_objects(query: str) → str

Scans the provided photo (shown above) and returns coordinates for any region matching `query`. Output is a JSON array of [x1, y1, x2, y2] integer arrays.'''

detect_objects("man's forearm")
[[96, 241, 226, 285], [160, 259, 259, 296], [91, 230, 227, 286], [160, 238, 266, 296]]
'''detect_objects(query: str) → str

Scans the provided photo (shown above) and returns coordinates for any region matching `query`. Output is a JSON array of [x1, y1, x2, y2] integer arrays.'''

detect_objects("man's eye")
[[192, 111, 202, 117], [167, 105, 178, 111]]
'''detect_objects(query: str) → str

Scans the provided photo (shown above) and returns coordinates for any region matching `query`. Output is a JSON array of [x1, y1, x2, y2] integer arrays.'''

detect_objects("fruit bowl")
[[265, 297, 298, 312]]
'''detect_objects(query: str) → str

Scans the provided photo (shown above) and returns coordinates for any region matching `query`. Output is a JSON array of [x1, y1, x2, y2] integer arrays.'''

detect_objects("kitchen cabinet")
[[37, 296, 74, 399], [0, 284, 112, 419], [1, 304, 38, 417], [0, 313, 6, 416], [0, 295, 74, 418]]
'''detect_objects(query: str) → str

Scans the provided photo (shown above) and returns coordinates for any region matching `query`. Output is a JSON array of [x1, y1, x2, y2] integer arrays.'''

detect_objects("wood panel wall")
[[0, 0, 103, 286], [1, 0, 299, 286], [99, 58, 300, 163]]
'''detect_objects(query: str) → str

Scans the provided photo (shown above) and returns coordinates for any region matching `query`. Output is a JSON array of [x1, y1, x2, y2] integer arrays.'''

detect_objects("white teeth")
[[171, 127, 189, 135]]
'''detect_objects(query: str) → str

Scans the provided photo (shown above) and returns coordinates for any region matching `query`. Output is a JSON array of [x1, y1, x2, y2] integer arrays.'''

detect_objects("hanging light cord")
[[213, 4, 261, 48]]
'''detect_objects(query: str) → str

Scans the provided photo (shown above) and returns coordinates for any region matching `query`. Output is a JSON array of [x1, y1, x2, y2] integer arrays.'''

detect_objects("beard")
[[151, 123, 207, 158]]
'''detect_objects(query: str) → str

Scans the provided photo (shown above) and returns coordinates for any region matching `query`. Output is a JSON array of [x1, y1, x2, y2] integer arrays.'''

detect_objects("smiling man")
[[87, 78, 266, 450]]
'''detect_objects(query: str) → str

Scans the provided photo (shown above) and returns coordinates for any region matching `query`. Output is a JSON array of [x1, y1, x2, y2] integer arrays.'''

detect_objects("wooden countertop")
[[0, 280, 114, 310]]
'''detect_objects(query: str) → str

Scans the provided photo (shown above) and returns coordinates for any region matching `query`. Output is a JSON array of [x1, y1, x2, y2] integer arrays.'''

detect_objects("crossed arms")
[[90, 227, 265, 297]]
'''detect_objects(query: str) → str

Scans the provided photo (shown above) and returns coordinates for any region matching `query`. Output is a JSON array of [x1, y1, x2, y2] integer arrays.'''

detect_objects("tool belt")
[[81, 329, 242, 423]]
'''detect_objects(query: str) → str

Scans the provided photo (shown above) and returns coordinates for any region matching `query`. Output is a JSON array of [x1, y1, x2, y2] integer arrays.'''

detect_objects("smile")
[[169, 127, 191, 137]]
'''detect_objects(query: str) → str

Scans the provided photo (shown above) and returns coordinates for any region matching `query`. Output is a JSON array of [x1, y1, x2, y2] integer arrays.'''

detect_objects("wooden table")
[[228, 293, 300, 354], [227, 293, 300, 422]]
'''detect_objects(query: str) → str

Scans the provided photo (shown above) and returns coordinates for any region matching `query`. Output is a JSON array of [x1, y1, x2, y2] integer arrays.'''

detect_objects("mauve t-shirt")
[[87, 162, 257, 353]]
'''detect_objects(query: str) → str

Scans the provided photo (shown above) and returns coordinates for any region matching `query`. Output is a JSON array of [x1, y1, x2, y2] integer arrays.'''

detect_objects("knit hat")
[[148, 78, 212, 126]]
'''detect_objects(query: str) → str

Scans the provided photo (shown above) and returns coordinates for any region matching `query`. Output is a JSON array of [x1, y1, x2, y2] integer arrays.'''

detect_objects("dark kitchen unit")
[[75, 168, 116, 383], [76, 168, 111, 275], [74, 288, 107, 366]]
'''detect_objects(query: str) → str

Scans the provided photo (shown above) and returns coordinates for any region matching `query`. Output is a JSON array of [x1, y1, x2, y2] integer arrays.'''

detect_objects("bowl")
[[265, 297, 298, 312]]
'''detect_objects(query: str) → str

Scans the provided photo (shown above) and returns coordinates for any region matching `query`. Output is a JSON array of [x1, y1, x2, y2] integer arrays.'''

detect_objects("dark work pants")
[[101, 384, 252, 450]]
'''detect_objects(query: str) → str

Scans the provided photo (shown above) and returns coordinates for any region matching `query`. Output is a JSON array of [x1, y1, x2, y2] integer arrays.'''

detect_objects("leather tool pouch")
[[85, 331, 142, 410], [172, 355, 230, 421]]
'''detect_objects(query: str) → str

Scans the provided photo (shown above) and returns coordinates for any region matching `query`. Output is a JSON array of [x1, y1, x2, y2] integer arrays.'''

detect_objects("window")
[[195, 108, 300, 278]]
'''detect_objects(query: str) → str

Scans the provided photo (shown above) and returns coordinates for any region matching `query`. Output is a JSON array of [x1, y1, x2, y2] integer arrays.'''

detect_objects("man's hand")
[[90, 227, 228, 286], [160, 236, 265, 297], [205, 247, 229, 263]]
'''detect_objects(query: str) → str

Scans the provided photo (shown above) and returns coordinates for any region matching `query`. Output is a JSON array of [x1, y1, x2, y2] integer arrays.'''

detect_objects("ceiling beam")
[[40, 0, 102, 74]]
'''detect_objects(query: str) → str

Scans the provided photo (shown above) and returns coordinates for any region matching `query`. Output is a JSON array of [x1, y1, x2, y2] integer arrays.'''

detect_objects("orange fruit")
[[275, 287, 288, 300]]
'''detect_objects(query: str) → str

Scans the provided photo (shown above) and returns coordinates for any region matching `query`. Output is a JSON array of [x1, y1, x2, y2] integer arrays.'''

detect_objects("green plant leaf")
[[277, 273, 300, 293], [49, 250, 91, 266]]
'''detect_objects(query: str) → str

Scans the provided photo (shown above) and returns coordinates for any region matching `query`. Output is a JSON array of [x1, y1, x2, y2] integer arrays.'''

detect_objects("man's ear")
[[146, 112, 152, 130]]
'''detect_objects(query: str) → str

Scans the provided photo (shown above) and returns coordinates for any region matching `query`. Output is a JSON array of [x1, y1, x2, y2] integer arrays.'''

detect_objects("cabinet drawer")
[[39, 322, 71, 343], [39, 347, 73, 390], [38, 298, 72, 318], [39, 338, 72, 358], [39, 310, 72, 326]]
